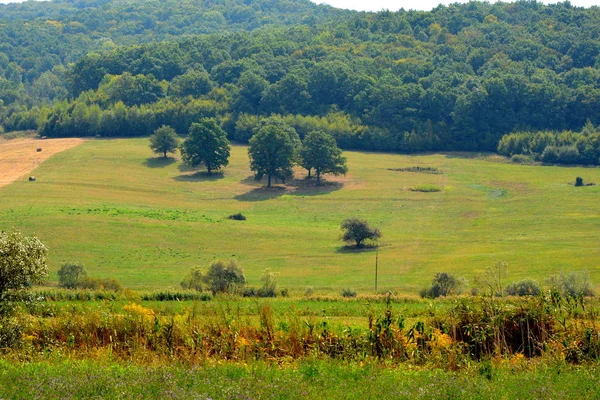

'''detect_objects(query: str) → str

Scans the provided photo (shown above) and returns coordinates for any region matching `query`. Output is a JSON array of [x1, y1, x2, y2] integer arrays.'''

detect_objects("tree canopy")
[[0, 230, 49, 295], [180, 118, 231, 174], [300, 130, 347, 183], [340, 218, 381, 248], [1, 1, 600, 159], [149, 125, 179, 158], [248, 124, 297, 188]]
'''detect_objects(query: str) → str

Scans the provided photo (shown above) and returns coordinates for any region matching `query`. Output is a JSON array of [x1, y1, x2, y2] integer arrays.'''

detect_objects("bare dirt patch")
[[0, 138, 84, 188]]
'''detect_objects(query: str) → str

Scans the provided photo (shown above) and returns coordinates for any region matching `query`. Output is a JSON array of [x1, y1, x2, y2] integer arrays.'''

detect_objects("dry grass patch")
[[0, 138, 84, 188]]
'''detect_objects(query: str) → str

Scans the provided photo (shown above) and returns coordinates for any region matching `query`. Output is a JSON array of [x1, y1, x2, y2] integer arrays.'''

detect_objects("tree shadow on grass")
[[288, 179, 343, 197], [173, 171, 225, 182], [234, 186, 286, 202], [335, 244, 379, 254], [144, 157, 177, 168]]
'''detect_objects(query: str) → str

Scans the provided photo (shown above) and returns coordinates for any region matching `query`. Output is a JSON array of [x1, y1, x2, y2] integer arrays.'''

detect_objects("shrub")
[[78, 277, 122, 292], [541, 145, 580, 164], [575, 176, 584, 186], [304, 287, 314, 297], [0, 230, 48, 295], [204, 259, 245, 295], [257, 268, 278, 297], [409, 184, 442, 192], [57, 262, 87, 289], [341, 288, 357, 297], [228, 213, 246, 221], [510, 154, 534, 164], [180, 266, 204, 291], [505, 279, 541, 296], [547, 271, 594, 297], [420, 272, 464, 298]]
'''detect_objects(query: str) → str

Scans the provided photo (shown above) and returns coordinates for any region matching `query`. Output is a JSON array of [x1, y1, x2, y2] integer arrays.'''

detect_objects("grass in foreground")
[[0, 359, 598, 399], [0, 138, 599, 292]]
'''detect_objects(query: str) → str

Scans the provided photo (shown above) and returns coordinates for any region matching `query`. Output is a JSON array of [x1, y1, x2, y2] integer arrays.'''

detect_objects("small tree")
[[258, 268, 278, 297], [149, 125, 179, 158], [420, 273, 466, 298], [476, 261, 508, 297], [180, 266, 204, 292], [340, 218, 381, 248], [180, 118, 231, 174], [575, 176, 584, 186], [203, 259, 245, 294], [248, 124, 296, 188], [300, 130, 348, 184], [0, 230, 48, 295], [57, 262, 87, 289]]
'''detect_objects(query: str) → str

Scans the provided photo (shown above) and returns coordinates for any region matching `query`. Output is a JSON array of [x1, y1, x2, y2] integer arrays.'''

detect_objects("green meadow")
[[1, 138, 599, 293]]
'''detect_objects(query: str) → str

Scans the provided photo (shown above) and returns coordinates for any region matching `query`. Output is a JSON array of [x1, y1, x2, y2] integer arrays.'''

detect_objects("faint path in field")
[[0, 138, 84, 188]]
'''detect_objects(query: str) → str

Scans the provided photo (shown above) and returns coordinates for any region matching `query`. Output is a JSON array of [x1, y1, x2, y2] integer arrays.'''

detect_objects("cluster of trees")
[[421, 263, 594, 299], [154, 117, 348, 186], [1, 1, 600, 154], [497, 120, 600, 165], [180, 260, 283, 297]]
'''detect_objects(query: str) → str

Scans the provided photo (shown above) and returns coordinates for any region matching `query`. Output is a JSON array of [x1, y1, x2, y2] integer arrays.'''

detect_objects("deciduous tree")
[[300, 130, 347, 184], [180, 118, 230, 174]]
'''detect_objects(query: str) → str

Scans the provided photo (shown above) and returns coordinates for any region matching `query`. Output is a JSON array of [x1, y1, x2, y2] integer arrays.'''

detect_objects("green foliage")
[[410, 185, 441, 192], [77, 277, 122, 292], [300, 130, 347, 183], [258, 268, 278, 298], [57, 263, 87, 289], [180, 266, 204, 292], [547, 271, 594, 298], [499, 130, 600, 166], [575, 176, 584, 187], [228, 213, 246, 221], [509, 154, 534, 164], [505, 279, 541, 297], [476, 262, 508, 297], [203, 259, 246, 295], [341, 288, 357, 298], [149, 125, 179, 158], [420, 272, 464, 298], [340, 218, 381, 248], [0, 230, 48, 295], [248, 123, 296, 188], [180, 118, 230, 173]]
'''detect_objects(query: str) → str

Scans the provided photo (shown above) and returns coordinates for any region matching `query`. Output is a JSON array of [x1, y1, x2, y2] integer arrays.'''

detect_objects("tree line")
[[1, 1, 600, 154]]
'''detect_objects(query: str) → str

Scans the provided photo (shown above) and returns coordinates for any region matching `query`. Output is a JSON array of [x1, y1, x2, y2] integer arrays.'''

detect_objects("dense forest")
[[1, 0, 600, 157]]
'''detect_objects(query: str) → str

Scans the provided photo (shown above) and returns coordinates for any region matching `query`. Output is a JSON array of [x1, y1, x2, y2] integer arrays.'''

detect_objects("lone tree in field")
[[149, 125, 179, 158], [340, 218, 381, 248], [248, 124, 296, 188], [57, 262, 87, 289], [180, 118, 231, 174], [300, 130, 347, 184], [0, 230, 48, 295]]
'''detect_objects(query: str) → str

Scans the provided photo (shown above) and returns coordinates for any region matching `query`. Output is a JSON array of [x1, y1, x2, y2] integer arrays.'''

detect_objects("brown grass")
[[0, 138, 84, 188]]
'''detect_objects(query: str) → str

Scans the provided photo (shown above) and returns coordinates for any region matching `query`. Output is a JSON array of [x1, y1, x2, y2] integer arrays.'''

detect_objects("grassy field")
[[0, 138, 598, 293], [2, 359, 599, 399]]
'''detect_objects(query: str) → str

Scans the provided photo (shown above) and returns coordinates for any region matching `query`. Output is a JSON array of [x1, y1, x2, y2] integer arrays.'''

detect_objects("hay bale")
[[29, 176, 36, 181], [36, 148, 42, 152]]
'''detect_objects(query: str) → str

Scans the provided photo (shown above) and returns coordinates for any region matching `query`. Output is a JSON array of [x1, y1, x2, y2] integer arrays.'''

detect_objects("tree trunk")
[[267, 174, 272, 188], [207, 163, 212, 174], [163, 150, 167, 158], [307, 168, 311, 178], [316, 168, 321, 185]]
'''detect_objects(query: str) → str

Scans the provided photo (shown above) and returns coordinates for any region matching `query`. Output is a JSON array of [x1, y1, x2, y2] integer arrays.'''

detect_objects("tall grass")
[[2, 293, 598, 366]]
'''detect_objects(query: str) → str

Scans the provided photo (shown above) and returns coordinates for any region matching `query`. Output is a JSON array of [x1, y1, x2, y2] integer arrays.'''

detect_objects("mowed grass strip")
[[0, 138, 598, 292]]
